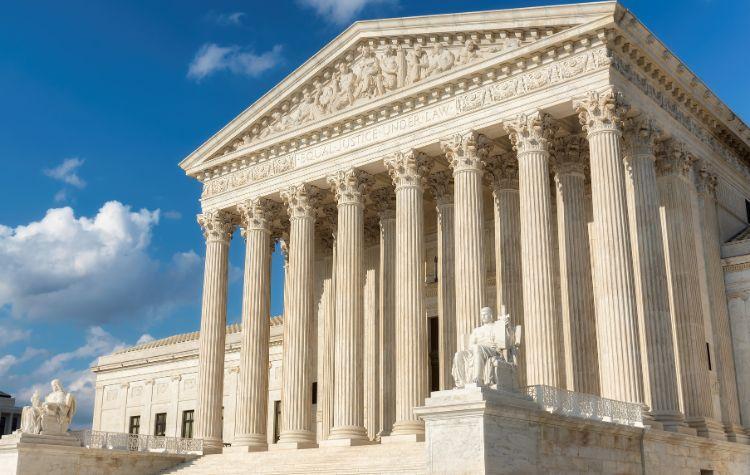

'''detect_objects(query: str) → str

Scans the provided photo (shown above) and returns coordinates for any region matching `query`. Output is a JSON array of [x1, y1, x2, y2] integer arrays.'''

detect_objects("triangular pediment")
[[180, 2, 620, 174]]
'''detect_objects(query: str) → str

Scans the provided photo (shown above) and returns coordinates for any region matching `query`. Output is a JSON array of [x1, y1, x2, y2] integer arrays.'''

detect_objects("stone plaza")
[[7, 1, 750, 473]]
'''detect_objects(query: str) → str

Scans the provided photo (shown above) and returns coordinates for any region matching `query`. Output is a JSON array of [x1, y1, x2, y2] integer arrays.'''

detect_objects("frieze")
[[610, 52, 750, 180], [201, 46, 610, 200]]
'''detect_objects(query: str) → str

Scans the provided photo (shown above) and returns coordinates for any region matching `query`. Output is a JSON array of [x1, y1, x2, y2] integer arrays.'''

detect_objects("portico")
[[180, 1, 750, 455]]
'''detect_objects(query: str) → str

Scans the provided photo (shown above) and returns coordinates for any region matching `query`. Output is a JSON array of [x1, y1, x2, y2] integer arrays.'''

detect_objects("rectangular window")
[[181, 410, 194, 439], [154, 413, 167, 437], [128, 415, 140, 435], [273, 400, 281, 443], [428, 316, 440, 392], [311, 382, 318, 405], [706, 342, 712, 371]]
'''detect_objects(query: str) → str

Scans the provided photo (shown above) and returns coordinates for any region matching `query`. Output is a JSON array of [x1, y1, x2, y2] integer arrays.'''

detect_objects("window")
[[706, 342, 713, 371], [154, 413, 167, 437], [745, 199, 750, 223], [311, 382, 318, 405], [428, 316, 440, 392], [181, 410, 194, 439], [273, 400, 281, 443], [128, 415, 140, 435], [0, 415, 6, 436]]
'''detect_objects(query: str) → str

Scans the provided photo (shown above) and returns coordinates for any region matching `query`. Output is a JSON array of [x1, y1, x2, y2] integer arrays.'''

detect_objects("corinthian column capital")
[[426, 170, 454, 205], [237, 198, 277, 235], [695, 163, 718, 198], [384, 150, 432, 190], [327, 168, 372, 206], [622, 115, 661, 159], [505, 112, 557, 155], [441, 130, 491, 173], [655, 141, 697, 179], [574, 88, 629, 135], [197, 209, 235, 243], [280, 184, 320, 220], [371, 186, 396, 217], [484, 153, 519, 190], [551, 134, 588, 176]]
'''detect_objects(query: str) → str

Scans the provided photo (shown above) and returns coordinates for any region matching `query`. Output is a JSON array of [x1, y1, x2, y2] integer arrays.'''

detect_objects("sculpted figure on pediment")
[[405, 44, 428, 85], [425, 43, 455, 78], [331, 61, 357, 112], [380, 45, 405, 92], [456, 39, 481, 65], [354, 45, 385, 100]]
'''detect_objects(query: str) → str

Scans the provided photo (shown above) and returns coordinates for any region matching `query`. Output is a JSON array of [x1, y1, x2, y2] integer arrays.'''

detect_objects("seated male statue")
[[41, 379, 77, 434], [452, 306, 521, 389]]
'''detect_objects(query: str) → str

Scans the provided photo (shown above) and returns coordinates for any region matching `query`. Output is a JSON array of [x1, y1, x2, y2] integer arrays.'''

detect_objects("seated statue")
[[18, 390, 42, 434], [452, 306, 522, 390], [40, 379, 76, 435]]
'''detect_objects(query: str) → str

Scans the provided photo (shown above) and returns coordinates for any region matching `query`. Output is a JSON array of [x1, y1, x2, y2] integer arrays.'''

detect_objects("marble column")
[[384, 150, 431, 440], [621, 117, 683, 429], [319, 205, 337, 441], [326, 168, 371, 443], [441, 131, 490, 351], [552, 135, 599, 395], [575, 90, 644, 405], [485, 154, 525, 386], [278, 184, 319, 448], [233, 199, 275, 450], [195, 210, 235, 453], [656, 141, 723, 439], [696, 165, 747, 441], [505, 113, 562, 388], [363, 223, 380, 440], [427, 171, 457, 390], [372, 188, 396, 436]]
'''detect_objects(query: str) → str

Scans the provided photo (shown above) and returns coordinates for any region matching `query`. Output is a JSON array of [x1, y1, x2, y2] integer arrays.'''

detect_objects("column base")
[[224, 444, 268, 453], [380, 433, 424, 444], [389, 420, 425, 439], [650, 410, 693, 434], [328, 425, 368, 441], [686, 417, 727, 441], [724, 424, 750, 444], [201, 438, 224, 455]]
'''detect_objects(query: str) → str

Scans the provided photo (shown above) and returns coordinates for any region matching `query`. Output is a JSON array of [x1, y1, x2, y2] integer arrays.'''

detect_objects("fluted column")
[[696, 165, 747, 441], [656, 141, 723, 438], [621, 117, 683, 429], [373, 188, 396, 436], [234, 199, 276, 450], [505, 113, 562, 388], [384, 150, 431, 440], [485, 154, 525, 386], [195, 210, 235, 453], [319, 205, 337, 441], [575, 90, 644, 405], [363, 223, 380, 440], [427, 171, 457, 390], [552, 135, 599, 395], [278, 184, 319, 448], [326, 168, 371, 443]]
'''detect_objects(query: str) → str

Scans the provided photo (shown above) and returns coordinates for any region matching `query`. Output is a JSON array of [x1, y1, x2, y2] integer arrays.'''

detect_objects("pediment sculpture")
[[18, 379, 77, 436], [452, 306, 522, 391], [225, 35, 528, 154]]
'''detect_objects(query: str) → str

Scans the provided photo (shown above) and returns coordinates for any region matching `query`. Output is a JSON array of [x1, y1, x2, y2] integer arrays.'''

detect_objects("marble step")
[[160, 442, 427, 475]]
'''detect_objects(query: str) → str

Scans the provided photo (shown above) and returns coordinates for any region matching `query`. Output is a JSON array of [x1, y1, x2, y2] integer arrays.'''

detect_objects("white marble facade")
[[94, 1, 750, 456]]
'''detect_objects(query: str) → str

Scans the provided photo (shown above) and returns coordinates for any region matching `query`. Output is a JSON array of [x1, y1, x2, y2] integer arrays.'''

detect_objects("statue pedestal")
[[1, 431, 81, 448]]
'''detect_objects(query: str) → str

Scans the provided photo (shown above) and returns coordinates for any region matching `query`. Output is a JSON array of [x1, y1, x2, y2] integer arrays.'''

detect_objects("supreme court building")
[[91, 2, 750, 472]]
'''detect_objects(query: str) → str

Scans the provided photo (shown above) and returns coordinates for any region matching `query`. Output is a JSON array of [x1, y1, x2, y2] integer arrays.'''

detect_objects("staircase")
[[160, 441, 426, 474]]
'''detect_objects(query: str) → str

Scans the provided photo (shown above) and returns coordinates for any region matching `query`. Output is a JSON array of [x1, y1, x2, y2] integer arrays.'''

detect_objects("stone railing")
[[525, 385, 644, 428], [71, 430, 203, 455]]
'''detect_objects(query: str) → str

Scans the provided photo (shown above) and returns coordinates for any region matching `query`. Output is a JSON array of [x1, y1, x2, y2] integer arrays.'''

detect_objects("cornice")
[[180, 3, 617, 173]]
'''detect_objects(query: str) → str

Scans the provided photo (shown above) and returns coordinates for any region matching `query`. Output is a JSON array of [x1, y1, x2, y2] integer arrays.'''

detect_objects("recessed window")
[[311, 382, 318, 405], [706, 342, 712, 371], [154, 413, 167, 437], [181, 410, 194, 439], [128, 415, 140, 435]]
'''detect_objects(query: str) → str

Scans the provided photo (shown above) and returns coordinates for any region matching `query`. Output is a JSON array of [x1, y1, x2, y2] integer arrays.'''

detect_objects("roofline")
[[179, 1, 619, 173]]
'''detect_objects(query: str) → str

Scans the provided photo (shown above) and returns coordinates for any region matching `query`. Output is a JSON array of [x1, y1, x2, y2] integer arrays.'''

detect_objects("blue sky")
[[0, 0, 747, 428]]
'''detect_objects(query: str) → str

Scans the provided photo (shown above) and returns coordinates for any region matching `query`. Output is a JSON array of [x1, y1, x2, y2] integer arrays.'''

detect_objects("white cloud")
[[187, 43, 284, 81], [136, 334, 154, 345], [43, 158, 86, 188], [207, 11, 245, 26], [298, 0, 396, 25], [0, 347, 46, 377], [0, 326, 31, 347], [163, 210, 182, 220], [0, 354, 16, 377], [0, 201, 203, 324]]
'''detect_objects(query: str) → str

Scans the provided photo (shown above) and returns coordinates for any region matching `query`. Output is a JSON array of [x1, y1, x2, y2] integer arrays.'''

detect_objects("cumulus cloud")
[[298, 0, 396, 25], [43, 158, 86, 188], [0, 326, 31, 347], [187, 43, 284, 81], [0, 201, 203, 324], [206, 11, 245, 26]]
